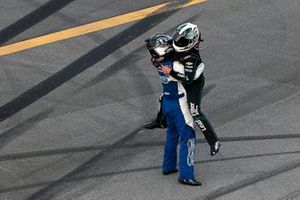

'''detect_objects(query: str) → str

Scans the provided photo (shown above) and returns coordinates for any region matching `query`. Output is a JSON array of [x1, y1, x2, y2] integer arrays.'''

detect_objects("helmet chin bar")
[[173, 40, 194, 52], [154, 46, 168, 56]]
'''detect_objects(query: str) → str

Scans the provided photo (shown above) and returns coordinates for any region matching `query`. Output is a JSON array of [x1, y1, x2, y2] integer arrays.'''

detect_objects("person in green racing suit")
[[144, 23, 221, 156]]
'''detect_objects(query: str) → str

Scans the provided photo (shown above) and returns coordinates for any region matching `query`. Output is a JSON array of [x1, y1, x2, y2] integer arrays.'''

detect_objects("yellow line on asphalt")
[[0, 0, 206, 56]]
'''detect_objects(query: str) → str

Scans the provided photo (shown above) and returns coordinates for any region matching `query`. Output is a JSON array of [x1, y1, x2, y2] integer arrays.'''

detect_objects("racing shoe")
[[210, 141, 221, 156], [143, 119, 166, 129], [178, 178, 202, 186], [143, 119, 161, 129], [162, 169, 178, 175]]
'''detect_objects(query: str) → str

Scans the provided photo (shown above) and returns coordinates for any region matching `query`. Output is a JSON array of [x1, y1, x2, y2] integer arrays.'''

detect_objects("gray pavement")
[[0, 0, 299, 199]]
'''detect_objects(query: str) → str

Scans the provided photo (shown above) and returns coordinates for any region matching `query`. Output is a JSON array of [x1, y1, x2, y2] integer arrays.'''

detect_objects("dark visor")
[[149, 49, 160, 58], [172, 32, 190, 47]]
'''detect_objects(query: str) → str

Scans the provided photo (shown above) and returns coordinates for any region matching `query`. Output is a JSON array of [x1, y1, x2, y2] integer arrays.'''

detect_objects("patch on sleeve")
[[183, 55, 192, 59], [185, 69, 193, 73], [185, 61, 194, 66]]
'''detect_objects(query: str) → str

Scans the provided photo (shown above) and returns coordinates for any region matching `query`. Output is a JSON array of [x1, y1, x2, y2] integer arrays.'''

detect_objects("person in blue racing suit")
[[144, 23, 221, 156], [145, 34, 201, 186]]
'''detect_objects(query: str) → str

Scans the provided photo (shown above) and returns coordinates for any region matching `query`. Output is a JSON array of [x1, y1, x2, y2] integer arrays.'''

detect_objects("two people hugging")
[[144, 22, 220, 186]]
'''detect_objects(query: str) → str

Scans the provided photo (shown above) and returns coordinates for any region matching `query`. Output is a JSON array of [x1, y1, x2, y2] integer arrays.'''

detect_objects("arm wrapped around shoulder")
[[169, 61, 195, 84]]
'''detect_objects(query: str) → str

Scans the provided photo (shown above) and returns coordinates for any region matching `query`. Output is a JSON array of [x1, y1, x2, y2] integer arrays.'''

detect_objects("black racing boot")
[[178, 178, 202, 186], [143, 119, 162, 129], [162, 169, 178, 175], [210, 141, 221, 156], [143, 115, 167, 129]]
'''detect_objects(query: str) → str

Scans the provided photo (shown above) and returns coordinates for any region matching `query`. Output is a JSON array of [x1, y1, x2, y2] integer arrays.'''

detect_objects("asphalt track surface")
[[0, 0, 299, 200]]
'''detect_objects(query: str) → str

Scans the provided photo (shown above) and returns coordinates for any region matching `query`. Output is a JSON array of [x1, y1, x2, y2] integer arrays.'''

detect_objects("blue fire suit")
[[158, 60, 196, 180]]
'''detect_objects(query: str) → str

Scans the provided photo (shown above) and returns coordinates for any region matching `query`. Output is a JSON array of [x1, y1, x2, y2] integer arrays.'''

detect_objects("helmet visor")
[[172, 32, 190, 47], [149, 49, 159, 58]]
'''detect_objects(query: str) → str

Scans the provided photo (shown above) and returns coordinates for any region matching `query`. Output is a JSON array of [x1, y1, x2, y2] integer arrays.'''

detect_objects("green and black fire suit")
[[160, 44, 219, 146]]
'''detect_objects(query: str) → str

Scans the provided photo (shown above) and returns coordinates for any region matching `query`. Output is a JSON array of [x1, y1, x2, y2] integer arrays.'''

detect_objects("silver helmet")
[[145, 33, 172, 58]]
